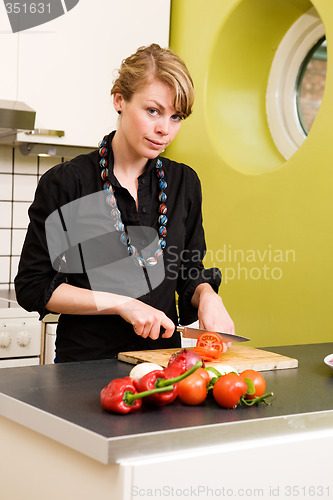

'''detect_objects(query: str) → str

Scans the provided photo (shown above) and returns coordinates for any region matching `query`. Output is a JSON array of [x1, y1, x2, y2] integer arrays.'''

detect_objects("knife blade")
[[176, 326, 250, 343]]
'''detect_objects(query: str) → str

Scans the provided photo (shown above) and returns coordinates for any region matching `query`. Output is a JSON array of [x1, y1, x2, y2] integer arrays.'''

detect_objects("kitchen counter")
[[1, 343, 333, 499]]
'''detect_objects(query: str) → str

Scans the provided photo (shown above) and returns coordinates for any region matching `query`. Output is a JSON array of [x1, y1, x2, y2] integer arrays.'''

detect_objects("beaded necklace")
[[98, 135, 167, 267]]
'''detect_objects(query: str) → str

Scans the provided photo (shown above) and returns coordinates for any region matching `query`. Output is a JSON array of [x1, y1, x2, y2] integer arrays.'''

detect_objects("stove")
[[0, 298, 41, 368]]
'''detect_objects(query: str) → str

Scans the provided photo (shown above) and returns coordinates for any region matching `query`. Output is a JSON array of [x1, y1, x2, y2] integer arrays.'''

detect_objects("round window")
[[266, 7, 326, 160], [296, 37, 327, 135]]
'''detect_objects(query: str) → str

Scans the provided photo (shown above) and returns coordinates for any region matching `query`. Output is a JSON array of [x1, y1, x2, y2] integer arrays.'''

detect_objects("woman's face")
[[114, 78, 183, 160]]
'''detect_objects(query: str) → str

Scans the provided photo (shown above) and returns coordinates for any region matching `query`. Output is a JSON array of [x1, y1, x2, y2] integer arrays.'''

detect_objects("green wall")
[[167, 0, 333, 347]]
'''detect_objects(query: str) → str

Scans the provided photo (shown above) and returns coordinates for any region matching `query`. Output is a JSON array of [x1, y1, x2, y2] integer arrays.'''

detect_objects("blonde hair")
[[111, 44, 194, 119]]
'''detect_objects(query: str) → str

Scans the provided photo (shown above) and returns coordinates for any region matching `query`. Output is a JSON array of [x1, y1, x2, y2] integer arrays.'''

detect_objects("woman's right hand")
[[46, 284, 175, 340], [117, 298, 175, 340]]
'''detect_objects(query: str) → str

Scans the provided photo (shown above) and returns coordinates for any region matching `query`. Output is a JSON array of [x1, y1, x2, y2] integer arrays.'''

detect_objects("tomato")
[[212, 373, 247, 409], [196, 332, 227, 353], [195, 367, 210, 386], [239, 370, 266, 399], [177, 372, 208, 405], [192, 347, 221, 362], [193, 332, 228, 361]]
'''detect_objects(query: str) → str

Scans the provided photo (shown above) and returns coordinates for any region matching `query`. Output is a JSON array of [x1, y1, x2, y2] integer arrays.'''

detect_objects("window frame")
[[266, 7, 325, 160]]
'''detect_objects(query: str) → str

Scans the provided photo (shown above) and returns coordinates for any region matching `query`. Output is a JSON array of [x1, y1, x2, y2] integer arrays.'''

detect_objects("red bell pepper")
[[100, 376, 175, 414], [136, 361, 203, 406], [100, 376, 142, 414]]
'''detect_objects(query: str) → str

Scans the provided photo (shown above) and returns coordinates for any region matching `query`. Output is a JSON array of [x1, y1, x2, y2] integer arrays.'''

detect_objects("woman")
[[15, 44, 234, 362]]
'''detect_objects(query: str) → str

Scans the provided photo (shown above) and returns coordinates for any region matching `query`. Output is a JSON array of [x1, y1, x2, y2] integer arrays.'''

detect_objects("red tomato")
[[213, 373, 247, 409], [177, 372, 208, 405], [195, 367, 210, 386], [239, 370, 266, 399], [196, 332, 226, 353], [193, 332, 228, 361], [192, 347, 221, 362]]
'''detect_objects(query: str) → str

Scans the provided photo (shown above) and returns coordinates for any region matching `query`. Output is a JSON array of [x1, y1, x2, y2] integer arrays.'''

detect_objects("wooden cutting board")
[[118, 345, 298, 372]]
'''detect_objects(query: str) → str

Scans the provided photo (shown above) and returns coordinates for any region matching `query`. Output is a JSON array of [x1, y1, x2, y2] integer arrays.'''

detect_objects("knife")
[[176, 326, 250, 343]]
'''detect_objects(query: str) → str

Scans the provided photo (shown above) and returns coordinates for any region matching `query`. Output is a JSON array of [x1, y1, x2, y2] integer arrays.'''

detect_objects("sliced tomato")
[[192, 347, 221, 362], [196, 332, 227, 354]]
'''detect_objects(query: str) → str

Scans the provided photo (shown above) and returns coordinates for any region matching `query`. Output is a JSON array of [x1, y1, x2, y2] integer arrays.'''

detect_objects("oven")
[[42, 314, 59, 364], [0, 304, 42, 368]]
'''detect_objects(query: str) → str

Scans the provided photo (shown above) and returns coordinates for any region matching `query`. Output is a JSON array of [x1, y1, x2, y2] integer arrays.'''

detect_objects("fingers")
[[161, 316, 176, 338], [132, 321, 149, 339], [133, 318, 173, 340], [128, 302, 175, 340], [146, 321, 162, 341], [132, 318, 158, 339]]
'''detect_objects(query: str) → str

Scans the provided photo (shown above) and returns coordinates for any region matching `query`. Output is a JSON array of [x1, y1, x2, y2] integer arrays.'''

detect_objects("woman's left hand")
[[192, 284, 235, 349]]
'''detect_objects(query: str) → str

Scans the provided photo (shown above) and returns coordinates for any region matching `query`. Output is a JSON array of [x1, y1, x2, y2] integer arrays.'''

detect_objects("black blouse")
[[15, 132, 221, 361]]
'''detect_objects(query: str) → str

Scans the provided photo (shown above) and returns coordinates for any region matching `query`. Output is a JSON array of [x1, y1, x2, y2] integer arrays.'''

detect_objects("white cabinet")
[[121, 428, 333, 499], [3, 0, 171, 147], [0, 6, 18, 101]]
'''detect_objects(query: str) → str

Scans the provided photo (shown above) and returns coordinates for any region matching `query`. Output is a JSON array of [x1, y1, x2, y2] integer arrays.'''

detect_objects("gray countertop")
[[0, 343, 333, 464]]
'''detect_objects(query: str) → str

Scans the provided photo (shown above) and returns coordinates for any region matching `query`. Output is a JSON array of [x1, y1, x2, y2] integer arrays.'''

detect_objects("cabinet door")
[[16, 0, 171, 148]]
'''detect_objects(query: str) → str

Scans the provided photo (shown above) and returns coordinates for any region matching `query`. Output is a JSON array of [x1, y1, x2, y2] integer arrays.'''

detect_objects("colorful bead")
[[101, 168, 108, 180], [103, 181, 112, 192], [159, 192, 167, 203], [159, 179, 167, 190], [128, 245, 138, 257], [159, 204, 167, 214], [158, 226, 167, 237], [159, 238, 166, 250], [100, 157, 107, 168], [136, 257, 145, 267], [158, 214, 167, 225], [106, 194, 117, 207], [155, 248, 163, 259], [110, 208, 121, 219], [115, 220, 124, 231], [146, 257, 157, 266], [120, 232, 128, 245]]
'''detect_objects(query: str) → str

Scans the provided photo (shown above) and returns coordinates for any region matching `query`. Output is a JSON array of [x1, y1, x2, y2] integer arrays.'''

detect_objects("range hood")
[[0, 99, 36, 138]]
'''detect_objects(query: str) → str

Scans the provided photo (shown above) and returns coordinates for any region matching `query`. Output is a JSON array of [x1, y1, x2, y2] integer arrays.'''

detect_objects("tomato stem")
[[241, 392, 274, 406]]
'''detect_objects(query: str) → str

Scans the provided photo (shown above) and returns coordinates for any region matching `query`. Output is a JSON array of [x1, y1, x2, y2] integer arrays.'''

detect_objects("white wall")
[[0, 146, 74, 302], [0, 0, 171, 305]]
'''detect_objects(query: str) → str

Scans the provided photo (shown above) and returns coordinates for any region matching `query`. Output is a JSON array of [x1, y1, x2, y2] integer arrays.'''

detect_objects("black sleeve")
[[176, 168, 221, 325], [14, 162, 79, 318]]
